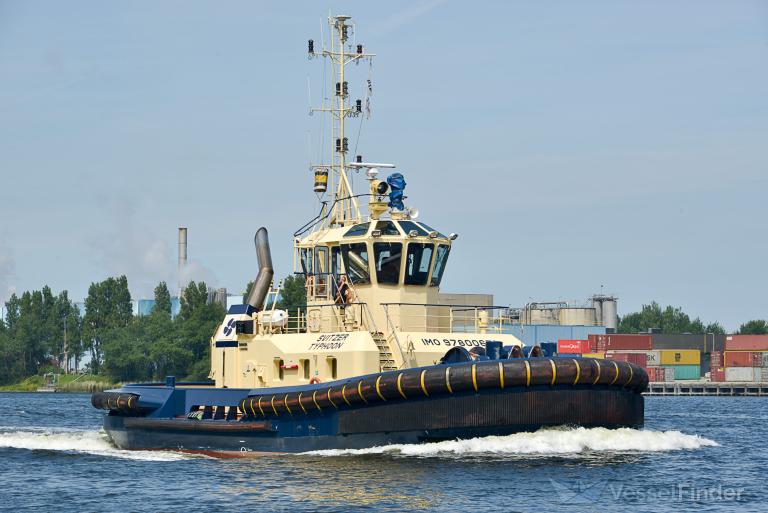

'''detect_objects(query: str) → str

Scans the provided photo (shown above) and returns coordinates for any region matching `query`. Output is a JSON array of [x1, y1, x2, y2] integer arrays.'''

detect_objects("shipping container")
[[660, 349, 700, 366], [646, 366, 667, 382], [710, 367, 725, 382], [763, 352, 768, 368], [710, 351, 723, 367], [725, 335, 768, 351], [762, 368, 768, 382], [646, 350, 661, 366], [651, 333, 725, 352], [502, 325, 606, 347], [664, 368, 675, 382], [557, 339, 591, 354], [665, 364, 700, 380], [589, 334, 652, 351], [725, 367, 762, 382], [606, 352, 647, 368], [724, 351, 763, 367]]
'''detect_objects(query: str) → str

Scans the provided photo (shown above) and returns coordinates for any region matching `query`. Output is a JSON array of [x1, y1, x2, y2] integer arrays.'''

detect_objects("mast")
[[309, 15, 374, 228]]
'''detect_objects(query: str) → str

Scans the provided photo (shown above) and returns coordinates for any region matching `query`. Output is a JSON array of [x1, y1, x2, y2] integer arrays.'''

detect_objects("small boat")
[[93, 14, 647, 455]]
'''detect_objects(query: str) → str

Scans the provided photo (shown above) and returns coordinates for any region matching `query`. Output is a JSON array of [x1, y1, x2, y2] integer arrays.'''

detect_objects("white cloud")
[[87, 196, 217, 300]]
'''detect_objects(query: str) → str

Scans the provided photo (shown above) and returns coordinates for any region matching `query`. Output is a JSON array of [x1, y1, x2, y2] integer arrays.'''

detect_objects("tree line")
[[0, 277, 225, 385], [618, 301, 767, 336]]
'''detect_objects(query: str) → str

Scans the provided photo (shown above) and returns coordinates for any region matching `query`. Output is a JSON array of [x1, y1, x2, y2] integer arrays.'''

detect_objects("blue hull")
[[96, 358, 647, 454]]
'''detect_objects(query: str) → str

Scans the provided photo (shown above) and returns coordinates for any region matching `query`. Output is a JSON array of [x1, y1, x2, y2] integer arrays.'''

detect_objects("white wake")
[[303, 427, 719, 457], [0, 428, 186, 461]]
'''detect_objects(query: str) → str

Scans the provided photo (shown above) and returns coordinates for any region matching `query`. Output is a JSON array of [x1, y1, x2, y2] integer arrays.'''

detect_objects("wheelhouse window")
[[340, 243, 370, 284], [399, 220, 428, 237], [299, 247, 313, 274], [418, 223, 446, 238], [373, 242, 403, 285], [375, 220, 401, 236], [404, 243, 434, 285], [430, 244, 450, 286], [344, 222, 370, 237]]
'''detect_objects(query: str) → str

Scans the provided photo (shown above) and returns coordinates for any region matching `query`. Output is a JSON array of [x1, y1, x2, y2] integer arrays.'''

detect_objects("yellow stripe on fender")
[[271, 396, 278, 416], [298, 392, 307, 414], [610, 362, 620, 385], [358, 380, 368, 404], [312, 390, 321, 411], [572, 359, 581, 385], [592, 360, 601, 385], [257, 397, 265, 416], [471, 364, 478, 392], [375, 375, 386, 401], [341, 385, 351, 406], [397, 373, 407, 399], [420, 370, 429, 396], [524, 360, 531, 386], [284, 394, 292, 415], [249, 397, 257, 417], [327, 388, 337, 409], [498, 361, 505, 389], [128, 396, 135, 410], [445, 366, 453, 393], [549, 359, 557, 386], [625, 364, 634, 386]]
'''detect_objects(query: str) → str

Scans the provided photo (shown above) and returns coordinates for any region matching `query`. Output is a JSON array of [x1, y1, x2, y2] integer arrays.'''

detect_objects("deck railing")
[[380, 303, 516, 334]]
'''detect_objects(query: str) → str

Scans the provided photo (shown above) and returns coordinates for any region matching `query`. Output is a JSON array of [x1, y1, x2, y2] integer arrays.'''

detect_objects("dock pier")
[[645, 381, 768, 396]]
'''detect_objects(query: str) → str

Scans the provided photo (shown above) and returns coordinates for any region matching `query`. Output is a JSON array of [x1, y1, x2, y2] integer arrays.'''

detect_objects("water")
[[0, 393, 765, 512]]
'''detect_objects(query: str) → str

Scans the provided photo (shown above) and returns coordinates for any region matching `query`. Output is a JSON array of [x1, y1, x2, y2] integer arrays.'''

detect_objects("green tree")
[[83, 276, 132, 374], [242, 280, 253, 305], [619, 301, 721, 335], [177, 281, 225, 380], [738, 319, 768, 335], [277, 275, 306, 314], [704, 322, 726, 335], [179, 281, 208, 321], [152, 281, 172, 318]]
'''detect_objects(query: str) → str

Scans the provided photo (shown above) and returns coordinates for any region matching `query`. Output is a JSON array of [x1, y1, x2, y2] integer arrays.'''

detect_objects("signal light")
[[335, 139, 341, 152], [357, 44, 363, 54], [335, 82, 341, 96], [342, 81, 348, 96], [308, 40, 314, 54], [356, 99, 362, 112]]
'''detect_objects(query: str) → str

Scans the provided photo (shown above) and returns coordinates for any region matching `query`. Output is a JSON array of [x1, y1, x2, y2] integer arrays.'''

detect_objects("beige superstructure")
[[209, 15, 523, 389]]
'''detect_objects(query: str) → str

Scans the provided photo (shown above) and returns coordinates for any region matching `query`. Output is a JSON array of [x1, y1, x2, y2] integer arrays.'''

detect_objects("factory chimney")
[[178, 227, 188, 293]]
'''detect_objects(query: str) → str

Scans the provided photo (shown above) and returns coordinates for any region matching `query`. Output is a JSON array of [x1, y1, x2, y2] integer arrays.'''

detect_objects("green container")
[[667, 364, 701, 380]]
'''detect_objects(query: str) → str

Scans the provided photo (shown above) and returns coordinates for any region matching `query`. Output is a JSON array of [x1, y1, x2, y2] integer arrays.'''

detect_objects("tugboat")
[[92, 14, 647, 454]]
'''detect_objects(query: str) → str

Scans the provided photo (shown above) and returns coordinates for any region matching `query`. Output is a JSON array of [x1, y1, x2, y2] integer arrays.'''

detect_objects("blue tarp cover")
[[387, 173, 406, 210]]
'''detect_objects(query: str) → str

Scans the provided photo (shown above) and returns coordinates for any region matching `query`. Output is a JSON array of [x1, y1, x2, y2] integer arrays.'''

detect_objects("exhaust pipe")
[[245, 227, 274, 311]]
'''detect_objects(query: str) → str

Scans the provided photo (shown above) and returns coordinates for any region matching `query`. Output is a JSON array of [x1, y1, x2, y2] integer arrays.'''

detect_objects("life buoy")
[[309, 376, 322, 384]]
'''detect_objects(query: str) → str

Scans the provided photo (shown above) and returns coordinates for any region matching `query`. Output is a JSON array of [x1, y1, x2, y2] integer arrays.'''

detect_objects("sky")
[[0, 1, 766, 331]]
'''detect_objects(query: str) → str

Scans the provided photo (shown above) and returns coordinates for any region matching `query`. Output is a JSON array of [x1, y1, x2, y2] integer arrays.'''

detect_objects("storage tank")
[[527, 308, 560, 325], [601, 299, 617, 330], [559, 308, 597, 326], [592, 295, 618, 331]]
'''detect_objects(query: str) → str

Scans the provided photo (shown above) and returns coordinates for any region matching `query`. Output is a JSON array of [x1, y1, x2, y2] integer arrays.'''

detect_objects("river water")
[[0, 392, 765, 512]]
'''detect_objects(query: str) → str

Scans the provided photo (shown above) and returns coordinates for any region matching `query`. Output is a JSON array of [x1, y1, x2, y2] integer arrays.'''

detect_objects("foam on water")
[[0, 428, 187, 461], [303, 427, 719, 457]]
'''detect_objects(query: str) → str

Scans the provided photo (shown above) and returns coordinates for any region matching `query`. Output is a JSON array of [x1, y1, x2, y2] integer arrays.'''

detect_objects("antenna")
[[309, 15, 375, 228]]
